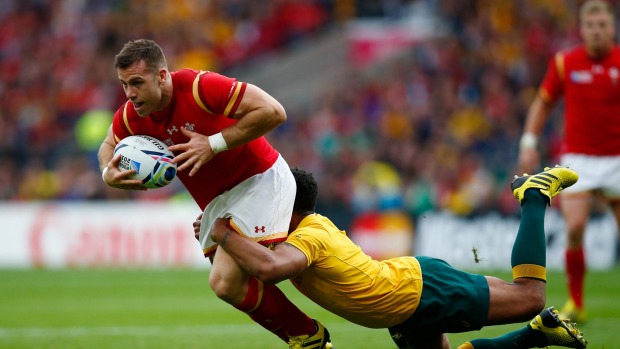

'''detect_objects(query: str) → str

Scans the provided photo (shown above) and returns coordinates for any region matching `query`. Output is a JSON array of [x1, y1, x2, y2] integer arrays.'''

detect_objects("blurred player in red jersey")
[[98, 39, 332, 349], [518, 0, 620, 323]]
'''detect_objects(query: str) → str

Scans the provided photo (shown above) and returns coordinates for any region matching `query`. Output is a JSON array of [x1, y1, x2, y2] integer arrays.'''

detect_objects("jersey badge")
[[184, 122, 196, 132], [167, 126, 179, 135], [592, 64, 604, 74], [609, 67, 619, 85]]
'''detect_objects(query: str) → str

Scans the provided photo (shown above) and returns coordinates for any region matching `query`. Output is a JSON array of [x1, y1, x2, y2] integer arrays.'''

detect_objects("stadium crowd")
[[0, 0, 589, 226]]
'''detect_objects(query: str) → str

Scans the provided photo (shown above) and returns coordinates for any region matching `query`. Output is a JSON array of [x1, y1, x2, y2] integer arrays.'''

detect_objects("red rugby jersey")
[[540, 46, 620, 155], [112, 69, 279, 209]]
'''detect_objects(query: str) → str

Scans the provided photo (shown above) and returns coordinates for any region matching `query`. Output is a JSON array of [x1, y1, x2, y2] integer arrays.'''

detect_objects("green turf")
[[0, 267, 618, 348]]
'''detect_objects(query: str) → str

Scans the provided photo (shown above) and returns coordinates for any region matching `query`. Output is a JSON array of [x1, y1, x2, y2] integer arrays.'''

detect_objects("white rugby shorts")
[[199, 155, 296, 257], [560, 153, 620, 197]]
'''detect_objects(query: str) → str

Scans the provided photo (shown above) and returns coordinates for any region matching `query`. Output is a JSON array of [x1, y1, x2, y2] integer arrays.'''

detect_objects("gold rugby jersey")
[[286, 214, 422, 328]]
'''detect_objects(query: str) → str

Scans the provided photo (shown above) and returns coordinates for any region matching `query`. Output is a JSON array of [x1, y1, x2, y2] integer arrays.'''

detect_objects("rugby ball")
[[113, 135, 177, 189]]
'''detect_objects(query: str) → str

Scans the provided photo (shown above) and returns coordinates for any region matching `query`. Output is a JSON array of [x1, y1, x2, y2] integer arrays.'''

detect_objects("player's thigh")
[[200, 155, 295, 257], [560, 192, 593, 232], [209, 247, 248, 295], [390, 257, 489, 337]]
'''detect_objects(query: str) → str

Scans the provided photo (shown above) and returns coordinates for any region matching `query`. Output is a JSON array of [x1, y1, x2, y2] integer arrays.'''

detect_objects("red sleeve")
[[111, 102, 133, 144], [196, 72, 247, 117], [539, 53, 564, 103]]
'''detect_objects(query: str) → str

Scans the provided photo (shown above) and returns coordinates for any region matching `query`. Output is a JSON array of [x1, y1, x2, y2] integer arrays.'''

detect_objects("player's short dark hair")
[[580, 0, 614, 24], [114, 39, 167, 74], [291, 167, 318, 215]]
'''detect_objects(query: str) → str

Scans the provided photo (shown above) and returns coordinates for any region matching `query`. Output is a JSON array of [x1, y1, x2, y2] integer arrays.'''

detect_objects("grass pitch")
[[0, 267, 618, 349]]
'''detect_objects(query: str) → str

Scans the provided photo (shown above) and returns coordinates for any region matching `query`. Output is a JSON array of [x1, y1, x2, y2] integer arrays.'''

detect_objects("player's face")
[[117, 60, 165, 117], [580, 11, 615, 56]]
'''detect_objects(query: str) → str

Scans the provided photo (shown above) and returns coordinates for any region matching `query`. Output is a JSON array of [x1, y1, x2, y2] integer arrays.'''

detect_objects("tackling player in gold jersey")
[[201, 166, 587, 349]]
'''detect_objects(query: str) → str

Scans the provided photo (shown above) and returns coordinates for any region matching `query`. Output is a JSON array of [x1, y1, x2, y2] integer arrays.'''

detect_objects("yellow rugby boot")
[[512, 165, 579, 205], [288, 319, 333, 349], [529, 306, 587, 348], [559, 298, 587, 324]]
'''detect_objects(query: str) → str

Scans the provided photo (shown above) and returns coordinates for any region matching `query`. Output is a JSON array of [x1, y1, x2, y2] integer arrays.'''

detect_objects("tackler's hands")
[[102, 154, 147, 191], [211, 217, 237, 244], [193, 213, 203, 241], [169, 127, 216, 177]]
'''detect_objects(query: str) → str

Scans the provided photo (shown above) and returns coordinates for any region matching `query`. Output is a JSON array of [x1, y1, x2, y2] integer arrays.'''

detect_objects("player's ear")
[[158, 68, 167, 85]]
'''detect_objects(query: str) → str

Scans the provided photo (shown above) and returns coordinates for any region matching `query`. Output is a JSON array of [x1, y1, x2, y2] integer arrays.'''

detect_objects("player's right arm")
[[169, 77, 285, 177], [98, 125, 146, 190], [518, 53, 564, 173], [518, 95, 555, 173], [210, 218, 308, 284]]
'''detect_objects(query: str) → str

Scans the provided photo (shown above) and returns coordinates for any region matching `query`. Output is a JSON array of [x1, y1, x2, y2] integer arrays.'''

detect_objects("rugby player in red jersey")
[[98, 39, 332, 349], [519, 0, 620, 323]]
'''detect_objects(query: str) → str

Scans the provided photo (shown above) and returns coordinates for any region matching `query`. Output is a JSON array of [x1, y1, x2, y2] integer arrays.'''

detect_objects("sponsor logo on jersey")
[[570, 71, 593, 83]]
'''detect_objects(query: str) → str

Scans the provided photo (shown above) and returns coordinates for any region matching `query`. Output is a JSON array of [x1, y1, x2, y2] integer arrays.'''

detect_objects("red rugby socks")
[[236, 276, 316, 342]]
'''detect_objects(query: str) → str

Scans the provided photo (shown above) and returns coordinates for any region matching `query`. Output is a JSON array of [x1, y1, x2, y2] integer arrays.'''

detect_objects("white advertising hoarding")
[[416, 209, 618, 271], [0, 203, 616, 270], [0, 202, 208, 268]]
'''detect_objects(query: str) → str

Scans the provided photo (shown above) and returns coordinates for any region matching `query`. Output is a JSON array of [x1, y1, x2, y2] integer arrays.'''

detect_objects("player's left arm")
[[169, 83, 285, 176], [224, 83, 287, 146], [210, 218, 307, 284]]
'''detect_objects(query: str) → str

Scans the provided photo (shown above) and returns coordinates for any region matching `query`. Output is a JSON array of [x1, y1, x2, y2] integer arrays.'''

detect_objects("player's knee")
[[209, 252, 248, 303], [527, 291, 546, 317], [514, 279, 546, 319], [521, 286, 546, 319], [566, 220, 587, 238], [566, 231, 585, 248], [209, 271, 245, 303]]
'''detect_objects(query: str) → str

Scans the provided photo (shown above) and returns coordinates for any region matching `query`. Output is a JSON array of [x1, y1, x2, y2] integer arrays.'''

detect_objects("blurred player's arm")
[[210, 218, 307, 284], [98, 125, 145, 190], [169, 84, 286, 176], [519, 94, 555, 173]]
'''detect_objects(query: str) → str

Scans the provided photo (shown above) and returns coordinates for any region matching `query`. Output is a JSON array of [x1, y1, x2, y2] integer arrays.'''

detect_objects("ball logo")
[[118, 154, 141, 173], [148, 154, 177, 187], [113, 135, 177, 189], [139, 135, 165, 150]]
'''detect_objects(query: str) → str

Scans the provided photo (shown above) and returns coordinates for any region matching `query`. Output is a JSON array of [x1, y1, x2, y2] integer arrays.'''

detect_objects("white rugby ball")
[[113, 135, 177, 189]]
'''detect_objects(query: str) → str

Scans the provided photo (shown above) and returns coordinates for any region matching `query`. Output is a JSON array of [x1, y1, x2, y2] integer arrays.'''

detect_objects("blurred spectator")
[[0, 0, 589, 231], [0, 0, 333, 200]]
